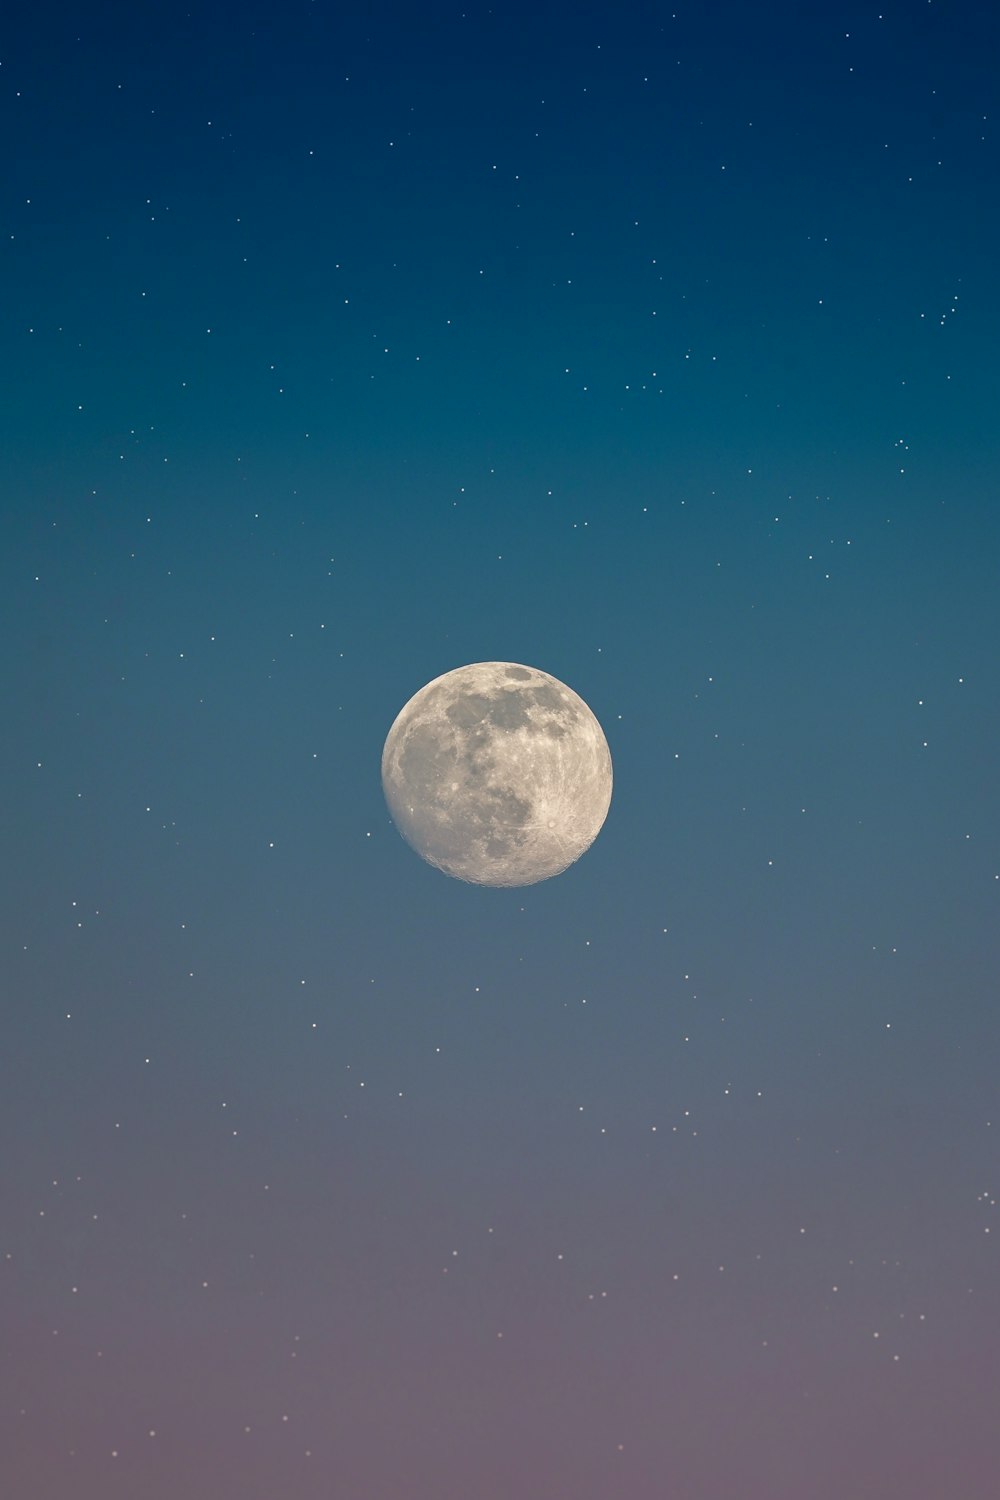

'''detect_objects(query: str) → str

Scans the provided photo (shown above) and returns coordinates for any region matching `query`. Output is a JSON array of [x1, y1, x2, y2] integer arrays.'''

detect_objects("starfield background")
[[2, 3, 999, 1496]]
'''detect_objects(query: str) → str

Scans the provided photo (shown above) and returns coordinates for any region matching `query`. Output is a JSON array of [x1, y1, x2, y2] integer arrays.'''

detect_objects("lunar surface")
[[381, 662, 613, 886]]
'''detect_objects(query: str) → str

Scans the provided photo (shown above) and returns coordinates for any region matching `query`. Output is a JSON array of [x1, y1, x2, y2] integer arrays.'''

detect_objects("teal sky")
[[3, 3, 999, 1496]]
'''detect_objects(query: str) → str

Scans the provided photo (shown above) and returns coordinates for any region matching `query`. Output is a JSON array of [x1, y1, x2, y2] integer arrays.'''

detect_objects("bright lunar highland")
[[381, 662, 613, 886]]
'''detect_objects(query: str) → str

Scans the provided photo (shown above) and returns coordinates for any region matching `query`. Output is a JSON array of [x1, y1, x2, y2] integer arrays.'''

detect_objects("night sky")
[[3, 2, 999, 1496]]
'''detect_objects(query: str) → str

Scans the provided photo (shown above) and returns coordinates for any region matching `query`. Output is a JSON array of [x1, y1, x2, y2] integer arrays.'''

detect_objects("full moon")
[[381, 662, 613, 886]]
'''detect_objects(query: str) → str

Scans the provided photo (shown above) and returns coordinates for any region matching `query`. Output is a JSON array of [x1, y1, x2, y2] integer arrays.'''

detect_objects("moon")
[[381, 662, 613, 887]]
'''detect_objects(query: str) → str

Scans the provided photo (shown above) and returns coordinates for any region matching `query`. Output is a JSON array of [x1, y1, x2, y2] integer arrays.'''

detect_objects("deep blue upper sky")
[[3, 4, 999, 1497]]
